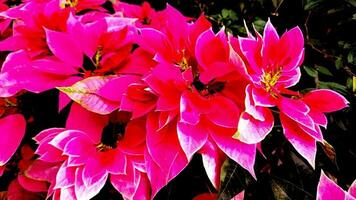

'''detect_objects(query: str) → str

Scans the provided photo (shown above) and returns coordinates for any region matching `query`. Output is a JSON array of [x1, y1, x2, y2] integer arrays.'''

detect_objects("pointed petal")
[[55, 163, 76, 189], [195, 28, 229, 69], [210, 125, 256, 178], [303, 89, 349, 113], [57, 76, 121, 115], [316, 171, 346, 200], [236, 110, 274, 144], [207, 95, 240, 128], [177, 122, 208, 161], [279, 97, 315, 130], [17, 174, 48, 192], [348, 179, 356, 198], [280, 114, 317, 168], [66, 103, 108, 142], [199, 139, 226, 189], [45, 29, 83, 67], [74, 167, 107, 200], [0, 114, 26, 165]]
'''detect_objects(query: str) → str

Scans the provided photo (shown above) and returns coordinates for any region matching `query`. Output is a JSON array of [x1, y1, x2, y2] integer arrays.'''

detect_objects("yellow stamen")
[[94, 46, 103, 66], [261, 69, 282, 93], [60, 0, 78, 9], [96, 143, 112, 152]]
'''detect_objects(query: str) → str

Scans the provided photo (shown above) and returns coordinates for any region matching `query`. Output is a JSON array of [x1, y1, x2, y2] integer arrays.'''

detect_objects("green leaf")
[[304, 0, 324, 10], [347, 50, 355, 63], [221, 9, 238, 20], [303, 65, 318, 77], [318, 81, 348, 94], [253, 19, 266, 33], [345, 0, 356, 7], [219, 159, 253, 200], [335, 57, 343, 69], [316, 65, 333, 76], [271, 179, 289, 200]]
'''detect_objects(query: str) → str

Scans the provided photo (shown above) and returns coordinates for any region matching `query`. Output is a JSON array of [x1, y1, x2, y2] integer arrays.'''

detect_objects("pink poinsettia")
[[0, 0, 70, 56], [126, 7, 256, 193], [317, 171, 356, 200], [31, 106, 150, 200], [0, 12, 140, 98], [114, 1, 159, 28], [235, 20, 348, 167]]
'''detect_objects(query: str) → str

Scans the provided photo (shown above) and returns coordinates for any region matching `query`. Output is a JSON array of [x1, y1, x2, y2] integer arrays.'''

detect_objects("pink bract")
[[317, 171, 356, 200], [0, 114, 26, 175]]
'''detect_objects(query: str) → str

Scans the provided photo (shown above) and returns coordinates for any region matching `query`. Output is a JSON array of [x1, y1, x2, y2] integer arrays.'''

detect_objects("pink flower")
[[235, 20, 348, 167], [32, 107, 150, 199], [236, 19, 305, 144], [280, 89, 348, 167], [0, 12, 139, 98], [317, 170, 356, 200], [0, 0, 69, 55], [114, 1, 159, 28], [130, 9, 256, 192]]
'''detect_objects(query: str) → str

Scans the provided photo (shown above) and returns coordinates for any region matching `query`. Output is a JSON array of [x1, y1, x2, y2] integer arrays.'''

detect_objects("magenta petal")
[[59, 91, 72, 112], [31, 58, 78, 76], [199, 139, 226, 189], [66, 103, 109, 142], [251, 86, 276, 107], [62, 135, 94, 157], [138, 28, 174, 61], [180, 92, 200, 125], [96, 75, 139, 102], [17, 174, 48, 192], [74, 167, 107, 200], [206, 95, 240, 128], [146, 113, 188, 172], [262, 19, 280, 67], [145, 147, 187, 198], [177, 122, 208, 160], [195, 28, 229, 68], [278, 26, 304, 71], [111, 162, 150, 200], [232, 191, 245, 200], [110, 164, 138, 200], [237, 110, 274, 144], [0, 114, 26, 166], [280, 114, 317, 168], [279, 97, 315, 130], [45, 29, 83, 67], [316, 171, 346, 200], [245, 85, 267, 121], [55, 163, 76, 189], [348, 179, 356, 198], [26, 160, 60, 182], [33, 128, 65, 144], [303, 89, 349, 113], [210, 125, 256, 178], [82, 162, 108, 188]]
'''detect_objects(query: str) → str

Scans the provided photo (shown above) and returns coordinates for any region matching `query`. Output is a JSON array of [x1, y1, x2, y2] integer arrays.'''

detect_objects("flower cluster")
[[0, 0, 351, 199]]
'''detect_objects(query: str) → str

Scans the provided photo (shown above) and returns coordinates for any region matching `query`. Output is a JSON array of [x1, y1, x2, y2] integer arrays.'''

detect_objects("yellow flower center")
[[178, 56, 190, 71], [261, 68, 282, 93], [60, 0, 78, 9]]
